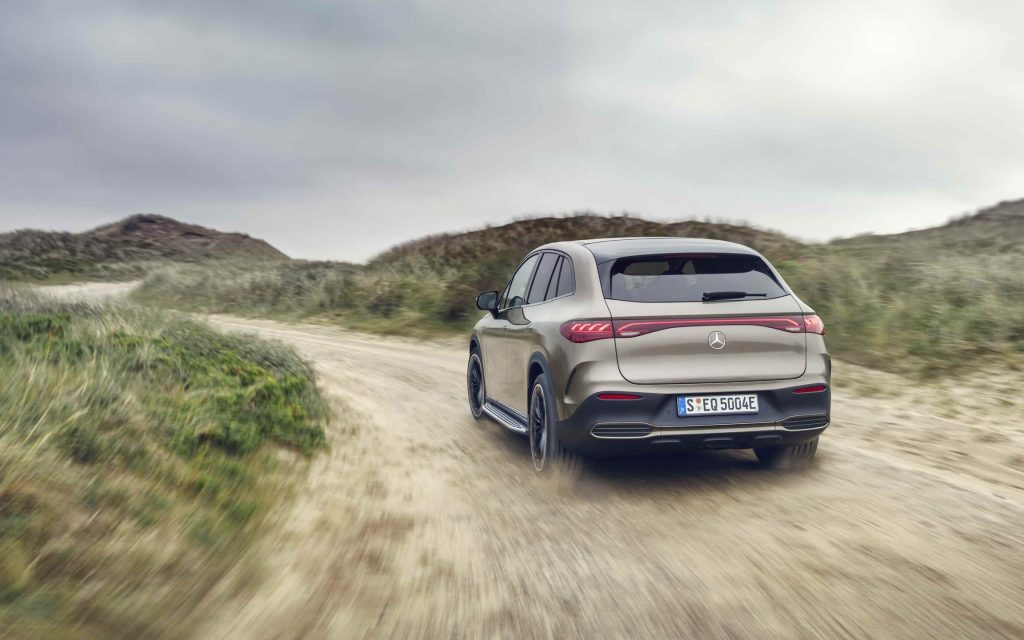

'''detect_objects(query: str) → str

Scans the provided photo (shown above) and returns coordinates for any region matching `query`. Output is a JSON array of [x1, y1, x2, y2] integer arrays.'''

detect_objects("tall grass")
[[0, 286, 327, 639], [134, 243, 1024, 377], [777, 248, 1024, 374]]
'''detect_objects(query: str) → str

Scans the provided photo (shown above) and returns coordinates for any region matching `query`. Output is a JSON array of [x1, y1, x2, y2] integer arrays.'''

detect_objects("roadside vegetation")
[[0, 286, 327, 639], [132, 208, 1024, 377]]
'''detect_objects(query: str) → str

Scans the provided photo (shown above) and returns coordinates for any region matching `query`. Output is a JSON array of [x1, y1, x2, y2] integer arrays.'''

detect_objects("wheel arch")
[[526, 351, 552, 408]]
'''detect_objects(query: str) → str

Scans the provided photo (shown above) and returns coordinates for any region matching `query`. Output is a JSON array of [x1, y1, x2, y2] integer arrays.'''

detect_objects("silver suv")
[[467, 238, 830, 473]]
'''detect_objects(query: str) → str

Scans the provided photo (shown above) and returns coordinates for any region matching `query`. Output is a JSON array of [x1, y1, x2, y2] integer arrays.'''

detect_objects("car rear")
[[554, 239, 830, 459]]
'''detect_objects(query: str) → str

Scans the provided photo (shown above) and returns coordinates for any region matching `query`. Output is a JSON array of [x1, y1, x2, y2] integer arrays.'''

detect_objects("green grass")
[[777, 246, 1024, 375], [132, 211, 1024, 377], [0, 286, 327, 639]]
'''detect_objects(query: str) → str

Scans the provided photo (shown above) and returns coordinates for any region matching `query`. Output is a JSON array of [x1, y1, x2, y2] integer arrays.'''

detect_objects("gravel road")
[[186, 316, 1024, 640]]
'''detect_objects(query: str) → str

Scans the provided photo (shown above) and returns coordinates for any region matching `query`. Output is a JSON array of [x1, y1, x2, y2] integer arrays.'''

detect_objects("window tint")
[[609, 254, 785, 303], [555, 256, 575, 297], [502, 254, 540, 308], [527, 253, 558, 304]]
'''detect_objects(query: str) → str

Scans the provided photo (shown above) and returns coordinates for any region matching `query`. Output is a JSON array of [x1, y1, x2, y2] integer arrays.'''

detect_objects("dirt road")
[[178, 316, 1024, 640]]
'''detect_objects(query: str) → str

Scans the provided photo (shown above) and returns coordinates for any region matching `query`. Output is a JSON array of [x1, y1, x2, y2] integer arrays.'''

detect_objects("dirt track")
[[170, 315, 1023, 640]]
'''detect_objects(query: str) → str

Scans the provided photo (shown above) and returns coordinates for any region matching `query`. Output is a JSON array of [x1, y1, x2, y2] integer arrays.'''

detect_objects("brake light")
[[793, 384, 827, 394], [597, 393, 643, 400], [803, 315, 825, 335], [559, 320, 613, 343]]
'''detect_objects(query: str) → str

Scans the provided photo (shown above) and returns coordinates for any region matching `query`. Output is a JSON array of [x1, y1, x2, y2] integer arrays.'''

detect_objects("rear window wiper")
[[701, 291, 768, 301]]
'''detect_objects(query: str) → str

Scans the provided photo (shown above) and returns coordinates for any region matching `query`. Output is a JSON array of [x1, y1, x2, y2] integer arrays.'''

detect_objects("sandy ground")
[[172, 316, 1024, 640], [34, 281, 140, 302]]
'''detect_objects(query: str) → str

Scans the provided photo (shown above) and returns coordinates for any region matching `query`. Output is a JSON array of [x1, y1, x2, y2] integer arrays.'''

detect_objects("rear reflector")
[[597, 393, 643, 400], [793, 384, 828, 394]]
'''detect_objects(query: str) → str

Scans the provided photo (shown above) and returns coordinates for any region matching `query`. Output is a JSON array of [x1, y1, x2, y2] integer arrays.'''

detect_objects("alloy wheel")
[[529, 384, 548, 471], [467, 354, 484, 416]]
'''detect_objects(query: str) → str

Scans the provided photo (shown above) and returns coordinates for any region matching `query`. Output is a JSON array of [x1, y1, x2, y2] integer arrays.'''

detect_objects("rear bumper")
[[556, 385, 830, 456]]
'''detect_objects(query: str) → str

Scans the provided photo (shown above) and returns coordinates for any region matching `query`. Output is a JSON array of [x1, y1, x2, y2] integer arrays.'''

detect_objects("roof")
[[573, 237, 759, 263]]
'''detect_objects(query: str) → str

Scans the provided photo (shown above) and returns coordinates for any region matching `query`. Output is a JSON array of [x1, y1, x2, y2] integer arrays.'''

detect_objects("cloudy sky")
[[2, 0, 1022, 260]]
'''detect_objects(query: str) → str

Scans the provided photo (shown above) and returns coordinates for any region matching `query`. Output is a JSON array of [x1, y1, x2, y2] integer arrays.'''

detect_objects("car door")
[[490, 253, 541, 409], [475, 294, 510, 407], [505, 252, 561, 415]]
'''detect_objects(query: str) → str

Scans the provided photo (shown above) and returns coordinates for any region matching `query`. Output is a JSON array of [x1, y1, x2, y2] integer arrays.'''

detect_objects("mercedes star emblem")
[[708, 331, 727, 350]]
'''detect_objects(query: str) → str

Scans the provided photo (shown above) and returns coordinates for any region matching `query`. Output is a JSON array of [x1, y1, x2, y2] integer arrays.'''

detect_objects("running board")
[[482, 400, 528, 434]]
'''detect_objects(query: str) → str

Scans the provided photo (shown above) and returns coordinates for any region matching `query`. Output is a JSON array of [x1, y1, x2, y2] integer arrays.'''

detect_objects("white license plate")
[[677, 394, 759, 416]]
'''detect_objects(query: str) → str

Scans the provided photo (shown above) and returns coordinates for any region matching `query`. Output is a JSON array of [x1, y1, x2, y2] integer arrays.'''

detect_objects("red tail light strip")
[[597, 393, 643, 400], [561, 315, 824, 342], [615, 316, 803, 337]]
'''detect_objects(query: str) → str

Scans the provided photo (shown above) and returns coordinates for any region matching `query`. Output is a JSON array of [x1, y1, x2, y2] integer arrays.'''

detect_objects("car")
[[466, 237, 830, 473]]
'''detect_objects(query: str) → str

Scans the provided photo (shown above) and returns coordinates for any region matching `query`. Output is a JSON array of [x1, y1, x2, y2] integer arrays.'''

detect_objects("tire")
[[528, 373, 579, 473], [467, 349, 485, 419], [754, 437, 819, 471]]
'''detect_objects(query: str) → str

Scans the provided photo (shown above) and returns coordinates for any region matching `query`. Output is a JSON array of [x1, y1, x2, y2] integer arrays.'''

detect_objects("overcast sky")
[[2, 0, 1022, 260]]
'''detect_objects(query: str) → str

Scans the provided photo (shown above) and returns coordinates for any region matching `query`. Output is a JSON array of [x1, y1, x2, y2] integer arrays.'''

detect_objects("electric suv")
[[466, 238, 830, 473]]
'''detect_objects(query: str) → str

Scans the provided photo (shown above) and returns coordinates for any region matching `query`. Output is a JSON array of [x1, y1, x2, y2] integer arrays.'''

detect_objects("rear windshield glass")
[[609, 253, 787, 303]]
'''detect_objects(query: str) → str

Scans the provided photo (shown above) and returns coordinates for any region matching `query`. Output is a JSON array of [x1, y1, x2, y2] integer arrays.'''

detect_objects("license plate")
[[677, 394, 759, 417]]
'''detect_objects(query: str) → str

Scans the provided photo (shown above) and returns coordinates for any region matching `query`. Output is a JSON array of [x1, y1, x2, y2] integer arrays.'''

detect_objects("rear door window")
[[609, 254, 785, 302], [527, 253, 559, 304]]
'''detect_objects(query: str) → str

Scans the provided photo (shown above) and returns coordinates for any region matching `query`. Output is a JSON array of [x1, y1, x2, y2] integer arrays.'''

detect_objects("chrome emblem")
[[708, 331, 727, 350]]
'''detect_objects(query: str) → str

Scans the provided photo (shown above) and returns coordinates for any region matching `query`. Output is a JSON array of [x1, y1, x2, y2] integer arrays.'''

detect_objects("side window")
[[544, 257, 564, 300], [502, 254, 540, 309], [555, 256, 575, 297], [527, 253, 558, 304]]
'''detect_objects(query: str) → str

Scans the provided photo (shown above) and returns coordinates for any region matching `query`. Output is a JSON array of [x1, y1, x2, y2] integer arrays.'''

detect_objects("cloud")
[[1, 0, 1022, 259]]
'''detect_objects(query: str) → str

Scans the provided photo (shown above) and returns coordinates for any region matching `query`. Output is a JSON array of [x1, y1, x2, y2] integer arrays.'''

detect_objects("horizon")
[[0, 196, 1012, 263]]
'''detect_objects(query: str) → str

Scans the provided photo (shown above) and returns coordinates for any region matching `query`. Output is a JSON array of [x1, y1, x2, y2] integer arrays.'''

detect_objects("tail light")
[[559, 320, 613, 343], [803, 315, 825, 335], [560, 315, 825, 341], [597, 393, 643, 400]]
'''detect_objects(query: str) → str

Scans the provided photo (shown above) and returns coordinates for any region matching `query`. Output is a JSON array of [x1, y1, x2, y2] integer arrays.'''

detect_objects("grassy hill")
[[130, 201, 1024, 376], [0, 214, 288, 281], [833, 197, 1024, 253], [374, 214, 804, 270], [6, 201, 1022, 376], [0, 286, 326, 638]]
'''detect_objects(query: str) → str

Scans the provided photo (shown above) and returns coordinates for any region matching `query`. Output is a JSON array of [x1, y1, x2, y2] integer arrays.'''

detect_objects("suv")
[[467, 238, 830, 473]]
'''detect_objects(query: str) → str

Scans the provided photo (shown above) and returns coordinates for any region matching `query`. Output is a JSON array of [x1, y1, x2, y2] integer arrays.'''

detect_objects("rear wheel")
[[755, 437, 818, 471], [528, 373, 578, 473], [467, 350, 485, 419]]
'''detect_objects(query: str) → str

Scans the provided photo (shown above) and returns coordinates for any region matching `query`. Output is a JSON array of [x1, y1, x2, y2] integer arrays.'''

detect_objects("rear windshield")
[[608, 253, 787, 303]]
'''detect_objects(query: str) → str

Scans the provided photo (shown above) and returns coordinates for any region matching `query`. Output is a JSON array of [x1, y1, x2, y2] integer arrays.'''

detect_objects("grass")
[[0, 286, 327, 639], [777, 246, 1024, 375], [132, 211, 1024, 377]]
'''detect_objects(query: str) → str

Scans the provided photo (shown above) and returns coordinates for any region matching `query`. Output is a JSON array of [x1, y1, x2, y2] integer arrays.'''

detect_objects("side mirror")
[[475, 290, 499, 316]]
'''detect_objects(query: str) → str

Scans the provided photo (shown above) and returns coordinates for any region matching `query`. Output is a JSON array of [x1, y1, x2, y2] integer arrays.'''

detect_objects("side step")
[[482, 400, 528, 434]]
